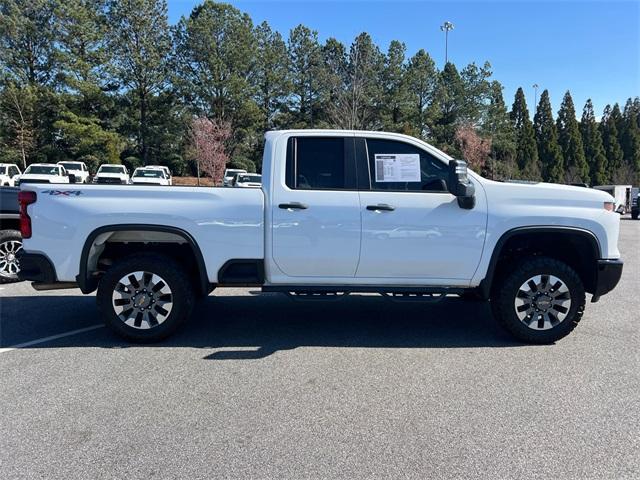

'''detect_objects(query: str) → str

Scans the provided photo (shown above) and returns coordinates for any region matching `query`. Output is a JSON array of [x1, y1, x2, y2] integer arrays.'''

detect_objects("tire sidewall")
[[97, 254, 194, 343], [495, 257, 585, 343]]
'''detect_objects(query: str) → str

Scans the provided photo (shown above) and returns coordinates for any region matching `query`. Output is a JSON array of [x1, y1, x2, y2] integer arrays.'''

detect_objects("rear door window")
[[285, 137, 355, 190]]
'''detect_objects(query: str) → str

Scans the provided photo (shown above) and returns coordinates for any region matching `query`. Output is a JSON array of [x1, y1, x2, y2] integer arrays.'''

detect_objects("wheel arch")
[[479, 226, 601, 298], [78, 224, 210, 295]]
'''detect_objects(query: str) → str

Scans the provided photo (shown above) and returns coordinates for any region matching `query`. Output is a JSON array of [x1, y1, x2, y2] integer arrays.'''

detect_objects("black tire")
[[0, 229, 23, 284], [97, 253, 195, 343], [490, 256, 585, 344]]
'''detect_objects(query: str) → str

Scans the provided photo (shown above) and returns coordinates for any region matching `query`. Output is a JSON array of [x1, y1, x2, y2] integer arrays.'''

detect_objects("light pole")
[[440, 21, 454, 64], [533, 83, 539, 113]]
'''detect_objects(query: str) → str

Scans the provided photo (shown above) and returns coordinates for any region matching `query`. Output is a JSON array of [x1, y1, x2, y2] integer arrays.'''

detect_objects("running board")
[[262, 285, 466, 297]]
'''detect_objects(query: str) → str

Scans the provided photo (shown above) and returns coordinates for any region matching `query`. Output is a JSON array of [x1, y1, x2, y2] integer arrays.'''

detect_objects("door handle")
[[366, 204, 395, 212], [279, 202, 308, 210]]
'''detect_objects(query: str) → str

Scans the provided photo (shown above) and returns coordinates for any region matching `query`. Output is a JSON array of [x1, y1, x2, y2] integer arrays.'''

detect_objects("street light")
[[440, 21, 455, 64], [533, 83, 539, 113]]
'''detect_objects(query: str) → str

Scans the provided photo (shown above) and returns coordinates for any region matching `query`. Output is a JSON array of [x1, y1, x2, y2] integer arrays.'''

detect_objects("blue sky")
[[167, 0, 640, 118]]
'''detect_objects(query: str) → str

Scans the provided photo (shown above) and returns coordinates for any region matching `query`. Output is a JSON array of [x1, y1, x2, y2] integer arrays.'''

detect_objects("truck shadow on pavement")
[[1, 292, 525, 358]]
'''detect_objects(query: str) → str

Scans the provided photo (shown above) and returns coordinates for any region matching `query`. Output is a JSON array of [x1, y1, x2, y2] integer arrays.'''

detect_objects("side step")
[[263, 285, 466, 301]]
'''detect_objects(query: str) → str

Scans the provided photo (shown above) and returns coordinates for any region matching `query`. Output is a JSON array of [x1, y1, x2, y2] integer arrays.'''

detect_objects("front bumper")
[[591, 259, 623, 302]]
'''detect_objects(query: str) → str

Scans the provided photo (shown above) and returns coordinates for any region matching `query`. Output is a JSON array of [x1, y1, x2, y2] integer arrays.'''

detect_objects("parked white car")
[[232, 173, 262, 188], [18, 164, 70, 185], [0, 164, 22, 186], [18, 130, 623, 345], [146, 165, 172, 185], [93, 164, 130, 185], [131, 167, 170, 186], [57, 161, 90, 183], [223, 168, 246, 187]]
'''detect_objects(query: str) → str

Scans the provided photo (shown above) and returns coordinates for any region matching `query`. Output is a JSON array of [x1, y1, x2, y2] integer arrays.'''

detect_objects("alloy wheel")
[[111, 271, 173, 329], [0, 239, 22, 278], [514, 274, 572, 330]]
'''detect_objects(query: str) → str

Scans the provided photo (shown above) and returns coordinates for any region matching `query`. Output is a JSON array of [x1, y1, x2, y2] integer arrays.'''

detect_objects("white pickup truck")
[[18, 130, 623, 344]]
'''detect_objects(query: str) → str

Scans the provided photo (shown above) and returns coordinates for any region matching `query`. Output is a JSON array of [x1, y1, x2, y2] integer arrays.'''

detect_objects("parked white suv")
[[0, 164, 22, 186], [146, 166, 172, 185], [57, 161, 90, 184], [18, 130, 623, 345], [232, 173, 262, 188], [223, 168, 246, 187], [93, 164, 130, 184], [131, 167, 170, 186], [18, 164, 70, 185]]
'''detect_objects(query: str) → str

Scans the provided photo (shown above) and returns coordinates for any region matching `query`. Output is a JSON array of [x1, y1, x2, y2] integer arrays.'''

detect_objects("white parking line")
[[0, 324, 104, 354]]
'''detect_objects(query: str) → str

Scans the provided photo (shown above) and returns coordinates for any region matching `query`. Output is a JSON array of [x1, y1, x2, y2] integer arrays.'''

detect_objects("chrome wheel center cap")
[[535, 294, 553, 311]]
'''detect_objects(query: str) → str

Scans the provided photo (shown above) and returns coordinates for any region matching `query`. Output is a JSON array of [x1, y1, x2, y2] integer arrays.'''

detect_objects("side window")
[[286, 137, 350, 190], [365, 138, 448, 192]]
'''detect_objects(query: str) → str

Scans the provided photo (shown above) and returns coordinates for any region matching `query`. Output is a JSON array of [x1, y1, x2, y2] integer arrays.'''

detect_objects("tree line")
[[1, 0, 639, 185]]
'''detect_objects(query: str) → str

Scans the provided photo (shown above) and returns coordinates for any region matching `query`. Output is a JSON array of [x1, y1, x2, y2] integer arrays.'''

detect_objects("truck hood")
[[19, 174, 56, 182], [480, 178, 614, 208]]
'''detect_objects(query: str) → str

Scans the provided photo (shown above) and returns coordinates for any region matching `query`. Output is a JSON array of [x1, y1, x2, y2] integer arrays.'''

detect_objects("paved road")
[[1, 220, 638, 479]]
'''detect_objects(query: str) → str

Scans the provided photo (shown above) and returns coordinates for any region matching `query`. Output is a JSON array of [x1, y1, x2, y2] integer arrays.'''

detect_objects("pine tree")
[[254, 21, 290, 130], [621, 98, 640, 180], [108, 0, 172, 165], [481, 81, 516, 179], [287, 25, 322, 127], [556, 91, 588, 184], [322, 33, 384, 130], [600, 104, 624, 179], [430, 62, 466, 152], [404, 49, 437, 138], [580, 99, 608, 185], [381, 40, 409, 132], [533, 90, 564, 182], [510, 87, 540, 180]]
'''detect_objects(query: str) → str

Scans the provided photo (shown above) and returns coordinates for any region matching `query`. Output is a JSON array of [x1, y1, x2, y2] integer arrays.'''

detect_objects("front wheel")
[[491, 257, 585, 344], [97, 253, 195, 343]]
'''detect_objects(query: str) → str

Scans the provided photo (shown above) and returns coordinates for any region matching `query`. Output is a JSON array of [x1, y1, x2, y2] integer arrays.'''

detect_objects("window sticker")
[[374, 154, 421, 182]]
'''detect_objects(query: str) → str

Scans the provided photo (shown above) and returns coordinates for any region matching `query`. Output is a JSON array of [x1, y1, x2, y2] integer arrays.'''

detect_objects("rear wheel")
[[97, 253, 195, 343], [491, 257, 585, 344], [0, 229, 22, 283]]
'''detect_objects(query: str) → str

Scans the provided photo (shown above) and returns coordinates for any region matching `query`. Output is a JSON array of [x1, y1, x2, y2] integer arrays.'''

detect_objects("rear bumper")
[[591, 259, 623, 302], [17, 252, 57, 283]]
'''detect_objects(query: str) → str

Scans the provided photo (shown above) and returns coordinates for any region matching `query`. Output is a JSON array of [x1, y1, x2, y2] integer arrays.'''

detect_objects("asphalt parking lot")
[[1, 220, 638, 479]]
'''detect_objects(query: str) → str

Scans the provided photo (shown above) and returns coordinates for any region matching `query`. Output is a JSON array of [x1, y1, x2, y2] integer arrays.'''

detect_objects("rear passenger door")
[[355, 137, 487, 282], [270, 135, 361, 278]]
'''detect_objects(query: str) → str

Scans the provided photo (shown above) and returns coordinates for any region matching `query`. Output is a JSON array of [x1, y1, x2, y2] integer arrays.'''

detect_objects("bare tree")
[[190, 117, 230, 186], [454, 123, 491, 172], [1, 85, 36, 168]]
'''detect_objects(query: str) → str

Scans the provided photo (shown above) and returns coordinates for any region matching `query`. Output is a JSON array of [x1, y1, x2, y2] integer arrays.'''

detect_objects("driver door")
[[355, 137, 487, 282]]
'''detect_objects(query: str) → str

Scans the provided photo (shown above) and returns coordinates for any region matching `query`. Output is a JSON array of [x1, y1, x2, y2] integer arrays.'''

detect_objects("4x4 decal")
[[41, 190, 83, 196]]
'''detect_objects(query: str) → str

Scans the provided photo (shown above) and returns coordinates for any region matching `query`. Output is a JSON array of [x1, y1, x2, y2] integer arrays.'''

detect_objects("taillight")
[[18, 191, 37, 238], [603, 201, 615, 212]]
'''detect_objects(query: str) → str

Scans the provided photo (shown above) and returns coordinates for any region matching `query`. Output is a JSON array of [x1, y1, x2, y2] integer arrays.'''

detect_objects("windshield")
[[237, 175, 261, 183], [133, 169, 164, 178], [0, 167, 6, 175], [99, 166, 125, 174], [25, 165, 59, 175], [59, 162, 82, 171]]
